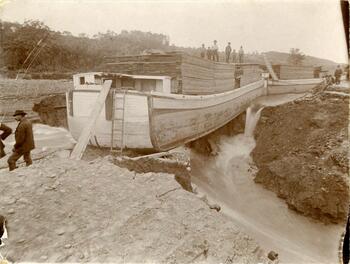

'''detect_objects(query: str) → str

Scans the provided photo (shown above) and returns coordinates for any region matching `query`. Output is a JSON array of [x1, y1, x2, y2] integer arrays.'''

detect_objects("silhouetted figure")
[[343, 208, 350, 264], [8, 110, 35, 171], [200, 43, 206, 58], [212, 40, 219, 62], [238, 46, 244, 63], [225, 42, 232, 63], [334, 65, 343, 85], [0, 123, 12, 158], [207, 47, 212, 60], [232, 49, 236, 63]]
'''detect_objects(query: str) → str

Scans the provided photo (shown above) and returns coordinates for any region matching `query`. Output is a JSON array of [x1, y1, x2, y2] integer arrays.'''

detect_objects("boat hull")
[[268, 78, 324, 94], [67, 80, 265, 151], [67, 90, 153, 150], [148, 80, 265, 151]]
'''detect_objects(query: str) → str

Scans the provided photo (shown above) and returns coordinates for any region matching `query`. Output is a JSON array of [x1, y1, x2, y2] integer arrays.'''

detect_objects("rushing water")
[[3, 123, 75, 154], [191, 94, 344, 263]]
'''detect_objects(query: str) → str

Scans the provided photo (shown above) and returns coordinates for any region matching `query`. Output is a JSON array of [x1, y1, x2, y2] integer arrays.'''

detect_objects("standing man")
[[239, 46, 244, 63], [232, 49, 236, 63], [206, 47, 212, 60], [0, 123, 12, 158], [225, 42, 232, 63], [200, 44, 206, 58], [334, 65, 343, 85], [212, 40, 219, 62], [8, 110, 35, 171]]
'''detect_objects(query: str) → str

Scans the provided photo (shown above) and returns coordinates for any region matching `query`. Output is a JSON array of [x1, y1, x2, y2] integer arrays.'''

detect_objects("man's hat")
[[13, 110, 27, 116]]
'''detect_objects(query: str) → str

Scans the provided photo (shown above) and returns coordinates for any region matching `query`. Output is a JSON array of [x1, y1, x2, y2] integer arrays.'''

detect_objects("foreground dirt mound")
[[0, 156, 267, 263], [252, 90, 349, 224]]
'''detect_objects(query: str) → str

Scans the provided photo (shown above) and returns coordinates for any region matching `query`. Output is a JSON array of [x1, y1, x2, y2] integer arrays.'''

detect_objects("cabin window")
[[141, 79, 156, 92], [94, 75, 103, 85], [79, 77, 85, 85], [121, 78, 135, 89]]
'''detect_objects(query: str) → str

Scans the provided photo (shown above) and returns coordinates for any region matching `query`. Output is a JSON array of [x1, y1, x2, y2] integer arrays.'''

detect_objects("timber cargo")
[[103, 52, 262, 95], [271, 64, 316, 79]]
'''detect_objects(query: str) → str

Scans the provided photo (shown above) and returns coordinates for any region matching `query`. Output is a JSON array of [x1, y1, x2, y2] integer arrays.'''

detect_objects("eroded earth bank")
[[0, 82, 348, 263]]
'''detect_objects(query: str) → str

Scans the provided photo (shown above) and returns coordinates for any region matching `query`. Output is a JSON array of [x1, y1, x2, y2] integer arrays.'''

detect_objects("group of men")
[[0, 110, 35, 171], [200, 41, 244, 63]]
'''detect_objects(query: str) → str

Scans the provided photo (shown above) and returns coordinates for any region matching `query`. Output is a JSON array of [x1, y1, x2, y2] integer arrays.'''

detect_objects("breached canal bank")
[[252, 85, 349, 224], [1, 79, 348, 262]]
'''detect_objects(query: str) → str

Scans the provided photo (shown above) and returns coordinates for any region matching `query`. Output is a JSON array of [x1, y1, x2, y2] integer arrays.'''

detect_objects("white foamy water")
[[3, 123, 75, 153], [191, 98, 344, 263]]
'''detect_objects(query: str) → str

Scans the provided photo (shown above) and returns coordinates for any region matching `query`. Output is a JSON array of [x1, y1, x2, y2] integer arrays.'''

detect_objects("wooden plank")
[[263, 53, 279, 80], [70, 80, 112, 160]]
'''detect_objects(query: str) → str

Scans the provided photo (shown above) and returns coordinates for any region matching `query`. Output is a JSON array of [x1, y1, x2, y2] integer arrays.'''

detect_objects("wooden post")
[[70, 80, 112, 160]]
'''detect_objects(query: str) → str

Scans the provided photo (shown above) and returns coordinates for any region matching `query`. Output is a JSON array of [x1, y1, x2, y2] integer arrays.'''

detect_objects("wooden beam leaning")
[[70, 80, 112, 160], [263, 53, 279, 81]]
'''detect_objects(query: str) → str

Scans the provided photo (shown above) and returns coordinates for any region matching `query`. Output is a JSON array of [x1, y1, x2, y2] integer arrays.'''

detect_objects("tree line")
[[0, 20, 171, 74], [0, 20, 308, 78]]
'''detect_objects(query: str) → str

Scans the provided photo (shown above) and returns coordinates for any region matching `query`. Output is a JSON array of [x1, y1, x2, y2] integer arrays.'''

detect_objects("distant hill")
[[245, 51, 340, 72], [265, 51, 338, 67]]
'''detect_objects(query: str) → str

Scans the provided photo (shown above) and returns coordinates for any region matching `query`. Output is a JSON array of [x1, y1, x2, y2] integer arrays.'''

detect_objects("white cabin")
[[72, 72, 172, 93]]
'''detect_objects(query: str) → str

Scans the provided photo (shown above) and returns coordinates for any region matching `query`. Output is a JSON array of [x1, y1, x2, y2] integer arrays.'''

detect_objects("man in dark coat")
[[8, 110, 35, 171], [0, 123, 12, 159], [225, 42, 232, 63], [200, 44, 206, 58], [334, 65, 343, 85]]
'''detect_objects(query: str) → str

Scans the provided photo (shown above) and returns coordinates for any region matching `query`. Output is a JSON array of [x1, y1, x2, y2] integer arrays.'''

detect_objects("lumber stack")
[[272, 65, 315, 80], [236, 64, 262, 87], [103, 52, 261, 95]]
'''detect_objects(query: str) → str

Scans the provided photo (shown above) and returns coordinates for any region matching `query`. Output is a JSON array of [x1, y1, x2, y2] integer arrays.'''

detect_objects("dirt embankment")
[[0, 79, 71, 122], [252, 87, 349, 224], [0, 154, 268, 263]]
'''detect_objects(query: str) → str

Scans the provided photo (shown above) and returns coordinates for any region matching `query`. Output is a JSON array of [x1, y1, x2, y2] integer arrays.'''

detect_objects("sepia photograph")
[[0, 0, 349, 263]]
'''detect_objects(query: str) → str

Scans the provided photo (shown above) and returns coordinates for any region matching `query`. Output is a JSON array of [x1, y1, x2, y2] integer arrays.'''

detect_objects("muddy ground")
[[0, 155, 268, 263], [252, 84, 349, 224], [0, 79, 70, 122]]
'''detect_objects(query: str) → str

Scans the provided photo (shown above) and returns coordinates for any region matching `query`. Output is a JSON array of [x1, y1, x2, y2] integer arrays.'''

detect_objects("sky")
[[0, 0, 348, 63]]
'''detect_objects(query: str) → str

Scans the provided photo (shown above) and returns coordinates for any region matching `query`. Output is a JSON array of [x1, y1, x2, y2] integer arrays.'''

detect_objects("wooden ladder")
[[111, 89, 126, 155]]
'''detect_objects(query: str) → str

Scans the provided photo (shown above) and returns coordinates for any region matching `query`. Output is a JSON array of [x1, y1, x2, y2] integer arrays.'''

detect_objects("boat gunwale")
[[70, 79, 264, 101]]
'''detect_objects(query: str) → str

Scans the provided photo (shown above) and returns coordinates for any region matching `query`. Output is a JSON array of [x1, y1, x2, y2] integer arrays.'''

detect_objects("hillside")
[[264, 51, 339, 70]]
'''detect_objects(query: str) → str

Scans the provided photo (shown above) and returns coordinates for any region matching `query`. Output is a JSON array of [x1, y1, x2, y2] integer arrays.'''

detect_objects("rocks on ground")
[[0, 156, 268, 263]]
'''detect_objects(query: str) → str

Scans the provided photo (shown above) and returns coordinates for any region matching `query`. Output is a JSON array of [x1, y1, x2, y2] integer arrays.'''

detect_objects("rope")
[[1, 35, 49, 123]]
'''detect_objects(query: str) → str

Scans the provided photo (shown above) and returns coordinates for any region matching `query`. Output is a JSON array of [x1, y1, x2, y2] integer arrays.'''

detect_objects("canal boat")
[[67, 70, 265, 152], [268, 78, 325, 94]]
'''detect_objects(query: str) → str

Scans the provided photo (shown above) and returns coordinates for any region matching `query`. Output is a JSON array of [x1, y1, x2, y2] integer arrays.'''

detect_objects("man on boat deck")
[[225, 42, 232, 63], [212, 40, 219, 62], [232, 49, 236, 63], [200, 44, 206, 58], [207, 47, 212, 60], [334, 65, 343, 85], [238, 46, 244, 63], [0, 123, 12, 159], [8, 110, 35, 171]]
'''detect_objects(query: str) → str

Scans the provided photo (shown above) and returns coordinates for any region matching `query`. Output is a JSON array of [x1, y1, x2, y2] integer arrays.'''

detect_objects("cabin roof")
[[73, 72, 171, 80]]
